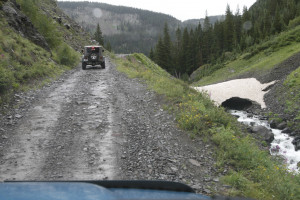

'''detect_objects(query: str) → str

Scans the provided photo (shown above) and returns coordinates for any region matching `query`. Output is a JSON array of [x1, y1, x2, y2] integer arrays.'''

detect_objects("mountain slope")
[[0, 0, 91, 106], [58, 1, 180, 54]]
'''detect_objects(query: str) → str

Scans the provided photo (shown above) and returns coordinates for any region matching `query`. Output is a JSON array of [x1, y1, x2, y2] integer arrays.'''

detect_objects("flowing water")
[[230, 110, 300, 173]]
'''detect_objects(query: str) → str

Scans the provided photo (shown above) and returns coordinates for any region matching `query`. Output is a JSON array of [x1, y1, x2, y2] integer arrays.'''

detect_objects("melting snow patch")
[[194, 78, 276, 108]]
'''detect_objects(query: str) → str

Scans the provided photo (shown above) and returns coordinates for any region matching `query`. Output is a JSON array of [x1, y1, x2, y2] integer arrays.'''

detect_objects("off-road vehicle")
[[82, 46, 105, 70]]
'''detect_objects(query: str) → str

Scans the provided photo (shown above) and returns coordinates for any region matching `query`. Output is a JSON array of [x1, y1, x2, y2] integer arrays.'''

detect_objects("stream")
[[230, 110, 300, 173]]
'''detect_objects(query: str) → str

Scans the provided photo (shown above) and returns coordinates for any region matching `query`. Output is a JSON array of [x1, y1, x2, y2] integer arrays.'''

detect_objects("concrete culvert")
[[221, 97, 253, 110]]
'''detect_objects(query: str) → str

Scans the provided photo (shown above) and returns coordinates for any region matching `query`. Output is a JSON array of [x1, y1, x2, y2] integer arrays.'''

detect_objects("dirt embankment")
[[0, 58, 227, 195]]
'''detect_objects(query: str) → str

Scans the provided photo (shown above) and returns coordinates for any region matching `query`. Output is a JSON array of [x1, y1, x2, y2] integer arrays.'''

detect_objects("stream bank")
[[229, 109, 300, 173]]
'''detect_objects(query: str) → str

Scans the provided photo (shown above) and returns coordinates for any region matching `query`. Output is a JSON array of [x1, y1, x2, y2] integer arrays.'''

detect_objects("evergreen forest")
[[150, 0, 300, 78]]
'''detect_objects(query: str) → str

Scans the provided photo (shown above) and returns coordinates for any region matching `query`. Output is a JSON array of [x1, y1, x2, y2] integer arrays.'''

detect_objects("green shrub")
[[181, 73, 189, 82], [55, 43, 79, 67], [288, 16, 300, 29], [0, 67, 14, 94]]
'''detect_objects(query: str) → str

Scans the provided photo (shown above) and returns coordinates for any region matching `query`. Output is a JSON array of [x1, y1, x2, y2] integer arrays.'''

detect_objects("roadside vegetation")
[[282, 67, 300, 129], [0, 0, 81, 106], [114, 53, 300, 200]]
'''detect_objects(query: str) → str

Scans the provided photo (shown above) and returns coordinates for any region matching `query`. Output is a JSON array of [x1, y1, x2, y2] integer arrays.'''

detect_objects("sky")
[[59, 0, 257, 21]]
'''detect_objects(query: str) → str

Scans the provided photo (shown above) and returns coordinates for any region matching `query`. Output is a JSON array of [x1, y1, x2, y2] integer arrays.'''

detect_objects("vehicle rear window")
[[86, 47, 100, 53]]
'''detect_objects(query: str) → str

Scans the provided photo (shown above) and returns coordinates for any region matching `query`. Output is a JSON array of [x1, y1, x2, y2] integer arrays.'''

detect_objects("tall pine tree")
[[163, 23, 172, 72], [155, 36, 165, 68], [94, 23, 104, 45], [224, 5, 234, 52]]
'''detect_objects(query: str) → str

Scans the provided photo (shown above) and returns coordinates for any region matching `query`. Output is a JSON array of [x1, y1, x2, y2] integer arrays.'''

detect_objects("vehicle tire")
[[82, 63, 86, 70], [102, 62, 106, 69]]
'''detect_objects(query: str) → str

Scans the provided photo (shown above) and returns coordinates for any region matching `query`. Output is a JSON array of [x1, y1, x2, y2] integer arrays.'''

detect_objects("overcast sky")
[[59, 0, 257, 21]]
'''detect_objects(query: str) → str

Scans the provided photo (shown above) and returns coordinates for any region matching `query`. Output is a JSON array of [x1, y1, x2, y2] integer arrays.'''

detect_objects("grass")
[[193, 26, 300, 86], [282, 66, 300, 129], [113, 53, 300, 200]]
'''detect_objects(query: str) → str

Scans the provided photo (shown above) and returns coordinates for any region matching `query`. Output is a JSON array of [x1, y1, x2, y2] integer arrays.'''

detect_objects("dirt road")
[[0, 57, 223, 194]]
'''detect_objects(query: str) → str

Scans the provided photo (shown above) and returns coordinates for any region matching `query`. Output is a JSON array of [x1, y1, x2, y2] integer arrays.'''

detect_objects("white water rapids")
[[230, 110, 300, 173]]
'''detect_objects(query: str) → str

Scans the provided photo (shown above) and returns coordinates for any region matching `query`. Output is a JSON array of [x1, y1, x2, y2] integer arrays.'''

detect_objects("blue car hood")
[[0, 182, 211, 200]]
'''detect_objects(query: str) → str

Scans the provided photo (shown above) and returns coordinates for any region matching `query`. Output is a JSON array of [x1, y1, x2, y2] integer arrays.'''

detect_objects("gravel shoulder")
[[0, 57, 224, 195]]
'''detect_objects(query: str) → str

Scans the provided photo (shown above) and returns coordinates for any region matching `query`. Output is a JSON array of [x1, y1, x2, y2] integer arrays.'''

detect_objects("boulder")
[[282, 127, 292, 134], [57, 17, 62, 24], [295, 141, 300, 151], [250, 122, 255, 126], [292, 136, 300, 144], [269, 119, 277, 129], [251, 125, 274, 143], [289, 131, 298, 136], [64, 23, 71, 29], [259, 116, 268, 120], [292, 136, 300, 151], [277, 122, 287, 130]]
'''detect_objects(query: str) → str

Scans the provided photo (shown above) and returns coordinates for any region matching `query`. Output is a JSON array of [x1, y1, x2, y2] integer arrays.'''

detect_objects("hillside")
[[57, 1, 222, 55], [0, 0, 91, 107], [58, 1, 180, 54]]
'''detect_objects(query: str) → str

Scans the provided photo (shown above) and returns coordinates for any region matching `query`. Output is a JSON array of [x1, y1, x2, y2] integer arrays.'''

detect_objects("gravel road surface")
[[0, 57, 224, 194]]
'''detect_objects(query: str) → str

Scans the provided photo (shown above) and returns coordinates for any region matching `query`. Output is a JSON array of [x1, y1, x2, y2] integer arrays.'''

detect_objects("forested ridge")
[[151, 0, 300, 78], [58, 1, 224, 55], [58, 1, 180, 54]]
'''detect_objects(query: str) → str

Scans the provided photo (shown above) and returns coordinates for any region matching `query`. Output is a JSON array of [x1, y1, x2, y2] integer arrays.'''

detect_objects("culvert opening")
[[221, 97, 253, 110]]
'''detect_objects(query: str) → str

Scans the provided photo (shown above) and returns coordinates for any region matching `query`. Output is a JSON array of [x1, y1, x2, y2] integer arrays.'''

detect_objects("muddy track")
[[0, 58, 224, 194]]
